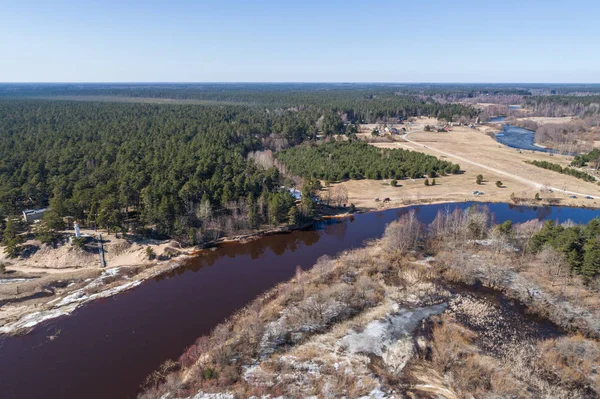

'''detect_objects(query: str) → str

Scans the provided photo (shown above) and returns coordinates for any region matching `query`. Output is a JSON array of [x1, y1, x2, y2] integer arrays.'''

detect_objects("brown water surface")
[[0, 202, 596, 399]]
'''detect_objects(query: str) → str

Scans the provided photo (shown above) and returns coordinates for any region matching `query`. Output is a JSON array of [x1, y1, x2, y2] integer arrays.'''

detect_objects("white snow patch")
[[0, 279, 141, 334], [359, 388, 390, 399], [341, 303, 447, 356], [103, 267, 121, 277], [0, 278, 33, 284], [48, 290, 89, 307], [192, 393, 235, 399]]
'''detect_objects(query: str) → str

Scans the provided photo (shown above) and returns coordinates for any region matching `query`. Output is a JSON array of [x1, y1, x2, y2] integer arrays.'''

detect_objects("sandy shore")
[[0, 221, 330, 335]]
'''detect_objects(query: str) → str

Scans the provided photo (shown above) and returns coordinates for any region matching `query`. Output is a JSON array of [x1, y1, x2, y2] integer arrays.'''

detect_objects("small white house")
[[22, 208, 47, 223]]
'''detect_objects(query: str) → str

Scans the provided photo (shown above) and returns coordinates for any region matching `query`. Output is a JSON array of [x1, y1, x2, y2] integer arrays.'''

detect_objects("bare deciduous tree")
[[384, 210, 422, 254], [332, 185, 348, 208]]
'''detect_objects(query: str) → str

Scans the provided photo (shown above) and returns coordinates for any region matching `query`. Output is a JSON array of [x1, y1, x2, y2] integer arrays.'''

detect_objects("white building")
[[22, 208, 47, 223]]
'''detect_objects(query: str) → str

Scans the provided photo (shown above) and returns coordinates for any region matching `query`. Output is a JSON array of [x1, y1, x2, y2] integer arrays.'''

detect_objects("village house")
[[22, 208, 46, 223]]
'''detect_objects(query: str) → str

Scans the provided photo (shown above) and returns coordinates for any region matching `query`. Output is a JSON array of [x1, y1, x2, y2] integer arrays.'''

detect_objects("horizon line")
[[2, 81, 600, 85]]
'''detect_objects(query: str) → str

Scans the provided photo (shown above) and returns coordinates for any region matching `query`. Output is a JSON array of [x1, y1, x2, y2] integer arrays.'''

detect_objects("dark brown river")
[[0, 202, 597, 398]]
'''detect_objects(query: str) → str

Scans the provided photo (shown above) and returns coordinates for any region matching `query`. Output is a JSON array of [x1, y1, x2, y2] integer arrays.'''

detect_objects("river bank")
[[3, 197, 600, 337], [0, 216, 334, 335], [142, 206, 600, 399], [2, 202, 600, 399]]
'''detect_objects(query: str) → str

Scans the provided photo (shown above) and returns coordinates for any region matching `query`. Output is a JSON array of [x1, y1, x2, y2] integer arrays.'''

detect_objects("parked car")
[[569, 195, 577, 199], [586, 196, 594, 199]]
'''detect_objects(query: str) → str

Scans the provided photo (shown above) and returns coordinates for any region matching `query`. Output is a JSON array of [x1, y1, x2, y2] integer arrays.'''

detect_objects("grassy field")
[[326, 118, 600, 210]]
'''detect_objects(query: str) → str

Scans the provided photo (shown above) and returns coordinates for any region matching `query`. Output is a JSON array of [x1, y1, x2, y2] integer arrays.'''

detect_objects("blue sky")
[[1, 0, 598, 82]]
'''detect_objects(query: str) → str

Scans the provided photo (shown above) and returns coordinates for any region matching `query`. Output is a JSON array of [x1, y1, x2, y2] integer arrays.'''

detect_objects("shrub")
[[497, 220, 513, 237], [72, 237, 87, 248], [0, 262, 5, 274], [431, 178, 436, 186], [202, 367, 216, 380], [384, 210, 422, 254], [390, 179, 398, 187], [146, 246, 156, 260], [535, 193, 541, 201], [424, 178, 430, 186], [496, 180, 503, 188], [476, 174, 483, 184]]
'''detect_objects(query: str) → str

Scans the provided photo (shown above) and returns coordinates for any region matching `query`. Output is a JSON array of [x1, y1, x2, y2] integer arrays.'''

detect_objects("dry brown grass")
[[144, 207, 600, 399], [336, 120, 600, 211], [537, 335, 600, 392], [407, 315, 592, 399]]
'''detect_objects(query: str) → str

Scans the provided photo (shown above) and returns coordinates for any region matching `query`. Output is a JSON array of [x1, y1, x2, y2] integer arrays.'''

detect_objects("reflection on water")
[[1, 202, 599, 399]]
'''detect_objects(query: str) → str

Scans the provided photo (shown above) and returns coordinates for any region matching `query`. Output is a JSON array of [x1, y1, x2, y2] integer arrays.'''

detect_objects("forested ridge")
[[0, 91, 475, 243], [276, 141, 460, 181], [0, 87, 479, 124]]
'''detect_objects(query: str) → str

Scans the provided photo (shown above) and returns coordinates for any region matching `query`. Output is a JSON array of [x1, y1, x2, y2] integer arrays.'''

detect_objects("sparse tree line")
[[525, 160, 597, 183], [524, 95, 600, 117], [275, 141, 460, 181], [396, 205, 600, 284], [530, 117, 600, 153]]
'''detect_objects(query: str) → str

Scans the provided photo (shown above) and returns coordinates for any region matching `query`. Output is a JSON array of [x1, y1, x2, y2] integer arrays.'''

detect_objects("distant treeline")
[[525, 160, 597, 183], [276, 141, 460, 181], [524, 95, 600, 117], [0, 84, 479, 124]]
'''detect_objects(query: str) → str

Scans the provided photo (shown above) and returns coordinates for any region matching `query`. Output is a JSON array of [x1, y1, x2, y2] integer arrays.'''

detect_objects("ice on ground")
[[0, 279, 141, 334], [191, 393, 235, 399], [341, 303, 447, 356], [103, 267, 121, 277], [0, 304, 78, 333], [0, 278, 33, 284], [358, 388, 390, 399]]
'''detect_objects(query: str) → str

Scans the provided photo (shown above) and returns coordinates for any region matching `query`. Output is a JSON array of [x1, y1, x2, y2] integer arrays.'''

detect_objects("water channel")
[[1, 202, 598, 398]]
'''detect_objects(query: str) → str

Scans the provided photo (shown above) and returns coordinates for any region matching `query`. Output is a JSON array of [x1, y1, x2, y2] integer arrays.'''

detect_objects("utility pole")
[[97, 234, 106, 268]]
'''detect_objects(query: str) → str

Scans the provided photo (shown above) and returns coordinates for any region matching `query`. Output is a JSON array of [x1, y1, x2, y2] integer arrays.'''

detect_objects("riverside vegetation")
[[141, 207, 600, 399]]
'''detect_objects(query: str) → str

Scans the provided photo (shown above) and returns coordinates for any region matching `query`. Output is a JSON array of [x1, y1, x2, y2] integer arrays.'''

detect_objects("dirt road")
[[401, 128, 600, 200]]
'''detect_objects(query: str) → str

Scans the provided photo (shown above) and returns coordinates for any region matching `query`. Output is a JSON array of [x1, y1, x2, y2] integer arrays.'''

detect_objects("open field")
[[327, 118, 600, 211], [515, 116, 576, 124]]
